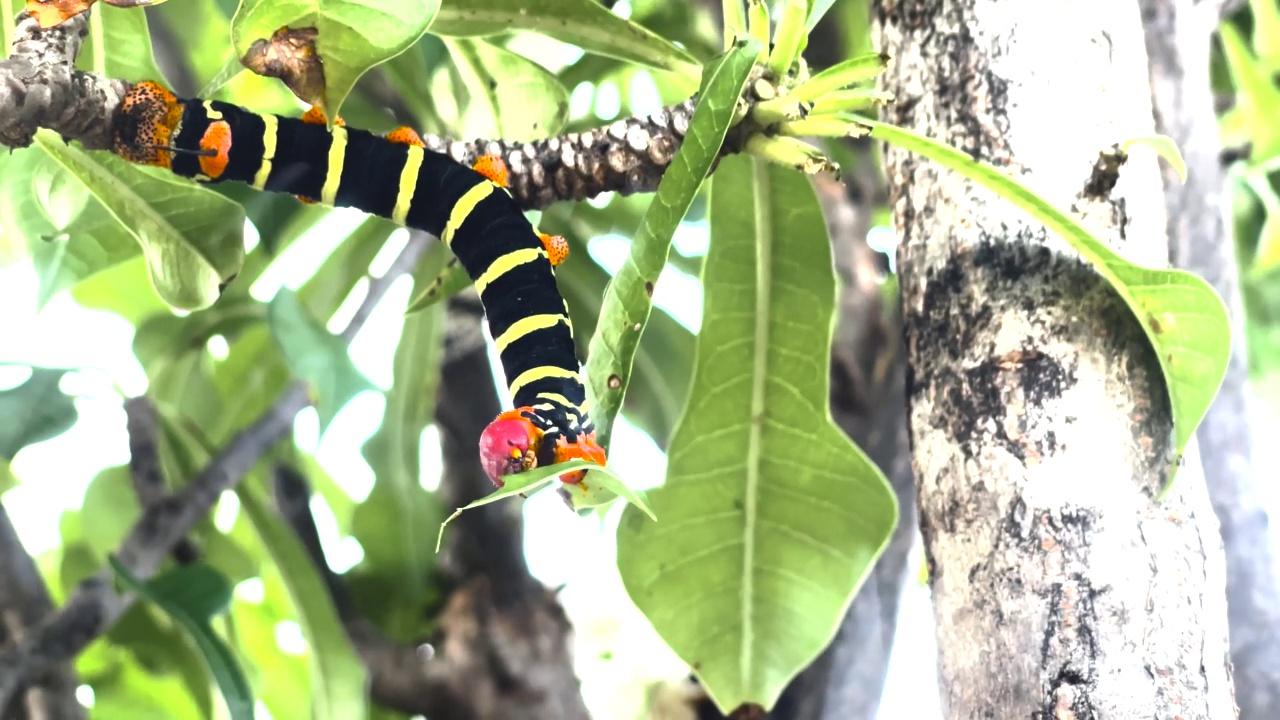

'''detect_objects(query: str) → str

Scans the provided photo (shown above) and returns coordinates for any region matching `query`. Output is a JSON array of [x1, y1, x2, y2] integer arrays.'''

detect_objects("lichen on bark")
[[872, 0, 1235, 716]]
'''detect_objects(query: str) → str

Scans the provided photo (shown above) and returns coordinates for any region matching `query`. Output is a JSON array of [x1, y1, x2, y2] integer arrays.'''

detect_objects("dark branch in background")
[[270, 297, 590, 720], [0, 502, 84, 720], [0, 229, 433, 707], [124, 397, 201, 565], [1141, 0, 1279, 716]]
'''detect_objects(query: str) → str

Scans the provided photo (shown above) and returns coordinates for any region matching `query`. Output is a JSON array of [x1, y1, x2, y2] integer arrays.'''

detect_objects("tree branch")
[[124, 396, 200, 565], [0, 8, 698, 212], [0, 227, 433, 708], [1141, 0, 1279, 716], [0, 501, 84, 720]]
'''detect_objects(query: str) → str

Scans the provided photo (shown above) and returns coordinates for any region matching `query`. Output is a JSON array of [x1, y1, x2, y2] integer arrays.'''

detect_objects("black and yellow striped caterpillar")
[[110, 81, 606, 487]]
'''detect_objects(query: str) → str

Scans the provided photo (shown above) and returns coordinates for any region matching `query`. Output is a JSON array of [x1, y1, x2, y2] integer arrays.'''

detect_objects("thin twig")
[[124, 396, 200, 564]]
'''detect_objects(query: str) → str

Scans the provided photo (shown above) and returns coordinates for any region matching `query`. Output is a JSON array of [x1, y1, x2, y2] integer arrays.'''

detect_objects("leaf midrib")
[[741, 157, 772, 691]]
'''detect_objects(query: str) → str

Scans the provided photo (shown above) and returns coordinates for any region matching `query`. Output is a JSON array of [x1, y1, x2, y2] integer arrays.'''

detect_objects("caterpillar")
[[110, 81, 606, 488]]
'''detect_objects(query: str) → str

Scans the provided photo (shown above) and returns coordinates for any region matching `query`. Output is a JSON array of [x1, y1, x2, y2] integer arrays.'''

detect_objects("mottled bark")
[[873, 0, 1235, 716], [1141, 1, 1279, 716]]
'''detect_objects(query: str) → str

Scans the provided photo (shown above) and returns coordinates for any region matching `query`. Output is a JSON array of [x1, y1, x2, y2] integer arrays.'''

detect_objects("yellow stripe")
[[509, 366, 578, 400], [251, 113, 278, 190], [475, 248, 546, 295], [536, 392, 577, 409], [442, 182, 494, 247], [391, 145, 425, 225], [320, 126, 348, 206], [203, 101, 223, 120], [494, 314, 565, 353]]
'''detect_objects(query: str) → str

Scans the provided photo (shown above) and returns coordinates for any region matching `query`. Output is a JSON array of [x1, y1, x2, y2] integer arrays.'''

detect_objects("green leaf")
[[0, 367, 79, 459], [80, 466, 141, 558], [435, 459, 652, 552], [430, 0, 698, 73], [0, 149, 146, 310], [864, 119, 1231, 488], [267, 288, 376, 433], [36, 131, 246, 311], [230, 0, 440, 115], [586, 38, 760, 451], [438, 37, 570, 141], [0, 462, 16, 494], [1120, 135, 1187, 184], [236, 479, 370, 720], [805, 0, 838, 31], [77, 4, 167, 82], [615, 154, 898, 714], [108, 558, 256, 720], [1218, 23, 1280, 164]]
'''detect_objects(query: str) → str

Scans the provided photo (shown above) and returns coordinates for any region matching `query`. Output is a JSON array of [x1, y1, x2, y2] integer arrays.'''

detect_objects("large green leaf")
[[37, 132, 246, 311], [108, 558, 256, 720], [586, 38, 759, 451], [0, 367, 79, 459], [77, 3, 167, 82], [237, 478, 370, 720], [430, 0, 698, 73], [352, 249, 446, 637], [0, 148, 142, 309], [436, 37, 570, 140], [267, 288, 377, 434], [231, 0, 440, 115], [617, 154, 898, 713], [865, 119, 1232, 489]]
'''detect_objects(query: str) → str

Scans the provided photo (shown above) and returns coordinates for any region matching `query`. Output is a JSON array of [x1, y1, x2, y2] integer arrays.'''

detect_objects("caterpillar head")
[[478, 410, 541, 487]]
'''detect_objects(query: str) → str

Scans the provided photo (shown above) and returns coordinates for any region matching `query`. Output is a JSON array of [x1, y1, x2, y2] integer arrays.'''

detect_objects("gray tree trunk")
[[873, 0, 1236, 716], [1141, 1, 1280, 716]]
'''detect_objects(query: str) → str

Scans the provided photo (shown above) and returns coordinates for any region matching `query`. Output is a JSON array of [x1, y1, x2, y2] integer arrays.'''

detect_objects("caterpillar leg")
[[295, 107, 346, 204], [551, 433, 608, 487]]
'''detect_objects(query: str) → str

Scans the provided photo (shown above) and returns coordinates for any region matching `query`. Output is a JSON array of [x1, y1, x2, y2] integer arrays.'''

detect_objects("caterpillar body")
[[111, 81, 606, 487]]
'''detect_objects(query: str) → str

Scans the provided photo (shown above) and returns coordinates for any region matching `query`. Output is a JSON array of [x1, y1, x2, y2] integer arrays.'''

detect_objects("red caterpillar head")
[[478, 408, 608, 487], [478, 410, 541, 487]]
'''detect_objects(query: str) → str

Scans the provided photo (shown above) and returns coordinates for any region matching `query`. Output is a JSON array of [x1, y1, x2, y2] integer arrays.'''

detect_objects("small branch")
[[0, 11, 126, 149], [124, 396, 200, 565], [0, 501, 85, 720], [338, 230, 432, 344]]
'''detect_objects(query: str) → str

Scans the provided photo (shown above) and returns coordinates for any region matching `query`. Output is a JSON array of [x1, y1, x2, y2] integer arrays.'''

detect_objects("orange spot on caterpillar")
[[301, 106, 344, 127], [472, 154, 509, 188], [539, 234, 570, 267], [113, 80, 184, 169], [197, 121, 232, 179], [552, 432, 607, 485], [385, 126, 426, 148]]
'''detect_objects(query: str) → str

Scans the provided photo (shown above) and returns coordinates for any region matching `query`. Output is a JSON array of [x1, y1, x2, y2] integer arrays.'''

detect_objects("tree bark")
[[1140, 1, 1280, 716], [873, 0, 1235, 716]]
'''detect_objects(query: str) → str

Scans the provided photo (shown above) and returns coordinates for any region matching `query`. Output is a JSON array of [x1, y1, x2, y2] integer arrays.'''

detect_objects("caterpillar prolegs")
[[111, 81, 606, 487]]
